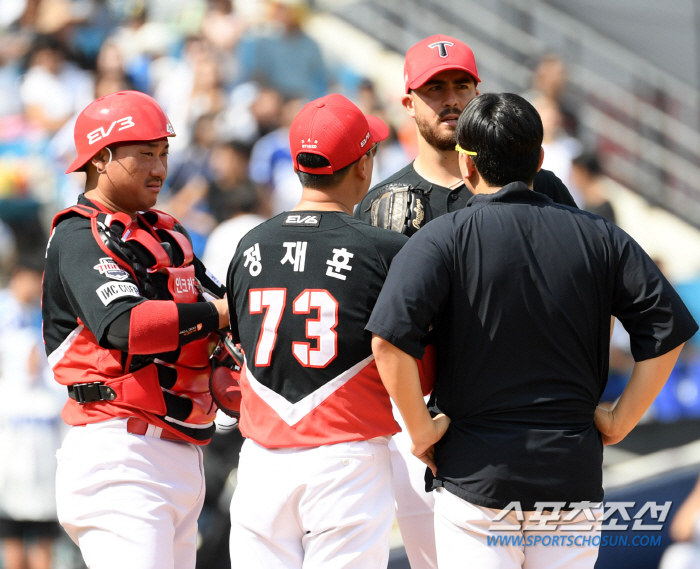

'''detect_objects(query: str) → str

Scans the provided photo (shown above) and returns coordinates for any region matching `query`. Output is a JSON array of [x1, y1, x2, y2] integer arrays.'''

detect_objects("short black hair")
[[456, 93, 543, 187], [572, 152, 601, 176], [295, 153, 355, 189]]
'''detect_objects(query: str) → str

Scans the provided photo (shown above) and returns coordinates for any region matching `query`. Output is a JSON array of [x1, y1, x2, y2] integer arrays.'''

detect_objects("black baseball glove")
[[368, 184, 433, 236]]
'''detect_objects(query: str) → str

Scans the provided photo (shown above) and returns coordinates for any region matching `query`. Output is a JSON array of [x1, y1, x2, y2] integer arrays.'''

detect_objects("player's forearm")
[[596, 344, 683, 444], [106, 299, 228, 353], [372, 334, 435, 445]]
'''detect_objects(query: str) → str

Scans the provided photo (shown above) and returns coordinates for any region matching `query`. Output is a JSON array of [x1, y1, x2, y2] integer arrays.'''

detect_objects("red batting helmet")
[[66, 91, 176, 174]]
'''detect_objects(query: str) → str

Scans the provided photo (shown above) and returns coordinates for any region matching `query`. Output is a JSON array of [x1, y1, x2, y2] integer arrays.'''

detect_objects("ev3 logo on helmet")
[[86, 116, 136, 145]]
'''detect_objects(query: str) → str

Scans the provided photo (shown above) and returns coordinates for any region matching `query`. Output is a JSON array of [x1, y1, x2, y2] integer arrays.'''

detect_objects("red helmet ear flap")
[[66, 91, 175, 174]]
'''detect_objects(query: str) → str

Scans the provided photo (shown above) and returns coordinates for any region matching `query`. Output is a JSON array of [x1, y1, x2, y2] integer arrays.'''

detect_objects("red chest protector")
[[50, 204, 217, 444]]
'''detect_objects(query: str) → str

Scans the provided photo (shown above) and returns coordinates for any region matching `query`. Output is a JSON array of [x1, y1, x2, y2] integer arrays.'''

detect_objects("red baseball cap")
[[290, 94, 389, 175], [404, 34, 481, 93], [66, 91, 175, 174]]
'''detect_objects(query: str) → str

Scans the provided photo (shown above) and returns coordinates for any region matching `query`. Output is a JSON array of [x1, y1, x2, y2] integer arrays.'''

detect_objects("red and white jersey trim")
[[48, 325, 85, 369], [244, 354, 374, 427], [164, 415, 214, 429]]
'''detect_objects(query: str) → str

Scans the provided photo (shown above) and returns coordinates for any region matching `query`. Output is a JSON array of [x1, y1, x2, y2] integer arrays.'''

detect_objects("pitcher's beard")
[[416, 116, 458, 152]]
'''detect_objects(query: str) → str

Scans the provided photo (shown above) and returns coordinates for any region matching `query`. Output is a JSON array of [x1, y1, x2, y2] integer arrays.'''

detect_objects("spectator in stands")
[[154, 35, 225, 151], [202, 0, 247, 52], [524, 53, 579, 137], [237, 0, 327, 100], [571, 152, 617, 224], [161, 138, 258, 258], [19, 34, 93, 135], [164, 113, 218, 197], [218, 84, 284, 146], [110, 4, 173, 93], [248, 94, 304, 214], [0, 36, 25, 119], [206, 139, 259, 223], [202, 165, 265, 282], [533, 96, 582, 203], [95, 40, 129, 85], [0, 220, 17, 284], [0, 258, 63, 569]]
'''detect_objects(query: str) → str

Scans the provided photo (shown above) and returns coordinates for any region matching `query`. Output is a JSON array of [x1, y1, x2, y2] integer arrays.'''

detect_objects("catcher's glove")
[[368, 184, 433, 236], [210, 333, 244, 420]]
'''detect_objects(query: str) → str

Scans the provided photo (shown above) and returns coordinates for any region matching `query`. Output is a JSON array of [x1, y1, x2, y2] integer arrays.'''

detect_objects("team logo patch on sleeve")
[[93, 257, 130, 281], [96, 282, 140, 305], [282, 214, 321, 227]]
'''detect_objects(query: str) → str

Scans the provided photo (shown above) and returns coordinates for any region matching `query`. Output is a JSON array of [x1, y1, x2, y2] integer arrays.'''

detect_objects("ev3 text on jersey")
[[87, 116, 135, 145]]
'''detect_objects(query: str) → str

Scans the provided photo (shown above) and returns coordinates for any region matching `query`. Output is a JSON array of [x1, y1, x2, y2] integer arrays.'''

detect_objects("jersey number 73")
[[249, 288, 339, 368]]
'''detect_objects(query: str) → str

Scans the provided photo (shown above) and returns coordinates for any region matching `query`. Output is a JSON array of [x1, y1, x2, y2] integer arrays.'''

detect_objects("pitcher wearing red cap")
[[42, 91, 230, 569], [355, 35, 581, 569], [225, 94, 428, 568]]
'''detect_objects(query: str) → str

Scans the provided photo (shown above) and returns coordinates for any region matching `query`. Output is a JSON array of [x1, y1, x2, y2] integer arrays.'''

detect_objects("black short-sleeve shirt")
[[355, 163, 577, 222], [366, 182, 698, 510]]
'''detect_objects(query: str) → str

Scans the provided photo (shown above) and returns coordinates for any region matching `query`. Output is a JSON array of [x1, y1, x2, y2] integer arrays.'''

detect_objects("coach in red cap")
[[355, 35, 581, 569], [42, 91, 230, 569], [225, 93, 419, 568]]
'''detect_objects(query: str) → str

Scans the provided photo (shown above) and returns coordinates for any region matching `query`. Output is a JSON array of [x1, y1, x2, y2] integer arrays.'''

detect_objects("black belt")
[[67, 382, 117, 404]]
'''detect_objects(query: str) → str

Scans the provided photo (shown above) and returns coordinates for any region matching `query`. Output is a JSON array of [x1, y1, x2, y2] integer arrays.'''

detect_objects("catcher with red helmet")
[[43, 91, 229, 569]]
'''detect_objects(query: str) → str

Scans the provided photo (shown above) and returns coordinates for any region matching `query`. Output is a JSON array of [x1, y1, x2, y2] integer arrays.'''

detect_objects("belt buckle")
[[73, 382, 99, 404], [70, 382, 116, 404]]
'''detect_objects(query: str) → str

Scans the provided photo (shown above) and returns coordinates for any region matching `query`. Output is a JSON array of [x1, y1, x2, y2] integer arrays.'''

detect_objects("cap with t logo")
[[404, 34, 481, 93]]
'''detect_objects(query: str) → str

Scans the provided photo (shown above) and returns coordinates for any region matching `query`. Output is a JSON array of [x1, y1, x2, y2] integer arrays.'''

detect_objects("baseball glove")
[[369, 184, 433, 236], [210, 332, 244, 419]]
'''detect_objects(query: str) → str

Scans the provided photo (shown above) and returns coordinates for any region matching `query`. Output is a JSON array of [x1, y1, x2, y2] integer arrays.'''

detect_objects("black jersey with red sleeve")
[[227, 210, 408, 448]]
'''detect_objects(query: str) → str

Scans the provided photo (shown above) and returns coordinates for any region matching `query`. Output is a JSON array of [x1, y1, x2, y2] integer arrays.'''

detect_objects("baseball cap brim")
[[407, 63, 481, 93]]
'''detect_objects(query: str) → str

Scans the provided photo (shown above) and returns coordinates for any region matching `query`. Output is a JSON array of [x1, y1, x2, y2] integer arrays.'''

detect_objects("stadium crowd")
[[1, 1, 699, 568]]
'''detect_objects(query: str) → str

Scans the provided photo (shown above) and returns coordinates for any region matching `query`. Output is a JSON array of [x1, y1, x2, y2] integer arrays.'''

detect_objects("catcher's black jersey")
[[42, 195, 225, 442], [355, 163, 577, 223], [227, 210, 407, 447], [42, 197, 223, 358]]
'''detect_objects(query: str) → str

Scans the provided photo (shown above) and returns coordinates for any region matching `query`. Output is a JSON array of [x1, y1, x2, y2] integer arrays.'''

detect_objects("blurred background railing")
[[319, 0, 700, 228]]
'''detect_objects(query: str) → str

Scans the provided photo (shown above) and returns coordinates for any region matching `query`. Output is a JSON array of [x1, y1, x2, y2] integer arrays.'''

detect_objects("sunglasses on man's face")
[[455, 144, 477, 156]]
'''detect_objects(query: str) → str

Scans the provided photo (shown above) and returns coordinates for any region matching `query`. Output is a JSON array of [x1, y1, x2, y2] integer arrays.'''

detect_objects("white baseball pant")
[[55, 418, 205, 569], [433, 487, 602, 569], [390, 400, 438, 569], [229, 437, 394, 569], [390, 426, 437, 569]]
